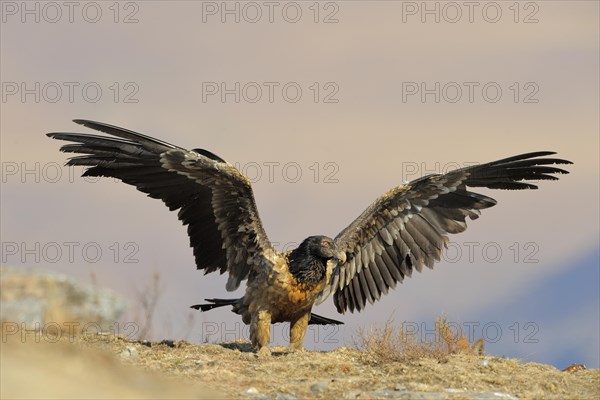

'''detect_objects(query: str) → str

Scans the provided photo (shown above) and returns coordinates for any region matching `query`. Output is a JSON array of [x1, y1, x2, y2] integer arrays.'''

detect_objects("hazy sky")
[[2, 1, 598, 368]]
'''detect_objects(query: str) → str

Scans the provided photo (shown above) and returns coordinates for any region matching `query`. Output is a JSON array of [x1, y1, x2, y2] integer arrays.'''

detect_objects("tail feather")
[[309, 313, 344, 325], [190, 298, 239, 312], [191, 299, 344, 325]]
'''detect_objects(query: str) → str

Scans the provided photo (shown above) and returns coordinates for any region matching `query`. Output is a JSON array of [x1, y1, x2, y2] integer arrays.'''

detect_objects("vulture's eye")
[[322, 241, 331, 247]]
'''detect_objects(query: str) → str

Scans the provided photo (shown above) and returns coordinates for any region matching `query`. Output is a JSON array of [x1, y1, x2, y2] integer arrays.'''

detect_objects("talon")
[[256, 347, 271, 357]]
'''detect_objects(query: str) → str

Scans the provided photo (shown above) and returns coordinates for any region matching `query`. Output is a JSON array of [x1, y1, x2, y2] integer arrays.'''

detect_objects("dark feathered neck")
[[287, 247, 327, 285]]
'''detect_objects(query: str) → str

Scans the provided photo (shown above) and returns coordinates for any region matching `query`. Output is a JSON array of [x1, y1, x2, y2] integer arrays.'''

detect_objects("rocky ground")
[[2, 332, 598, 400], [1, 267, 598, 399]]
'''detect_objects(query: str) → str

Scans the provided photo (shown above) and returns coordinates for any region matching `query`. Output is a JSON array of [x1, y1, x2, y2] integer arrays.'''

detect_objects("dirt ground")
[[2, 332, 598, 400]]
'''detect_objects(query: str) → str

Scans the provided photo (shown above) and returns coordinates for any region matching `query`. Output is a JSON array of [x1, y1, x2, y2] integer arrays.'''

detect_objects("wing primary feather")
[[368, 257, 389, 295], [363, 266, 381, 301], [352, 275, 366, 311], [381, 249, 404, 283], [358, 269, 375, 304]]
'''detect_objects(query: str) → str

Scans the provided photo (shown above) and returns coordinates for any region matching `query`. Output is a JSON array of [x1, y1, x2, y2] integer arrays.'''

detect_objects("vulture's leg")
[[289, 312, 310, 351], [250, 308, 271, 356]]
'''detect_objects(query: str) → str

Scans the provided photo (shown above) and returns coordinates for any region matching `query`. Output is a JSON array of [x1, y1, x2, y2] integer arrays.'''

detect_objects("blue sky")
[[472, 248, 600, 368]]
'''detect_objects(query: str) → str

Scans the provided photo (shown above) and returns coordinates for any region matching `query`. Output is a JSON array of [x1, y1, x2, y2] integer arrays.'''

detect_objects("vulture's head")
[[288, 235, 347, 285], [301, 236, 347, 264]]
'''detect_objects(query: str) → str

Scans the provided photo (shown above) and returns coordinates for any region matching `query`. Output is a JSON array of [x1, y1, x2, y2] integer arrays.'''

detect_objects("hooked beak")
[[334, 251, 347, 265]]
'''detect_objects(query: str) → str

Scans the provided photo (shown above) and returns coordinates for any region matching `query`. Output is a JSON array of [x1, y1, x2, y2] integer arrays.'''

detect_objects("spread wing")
[[316, 152, 572, 313], [47, 119, 275, 291]]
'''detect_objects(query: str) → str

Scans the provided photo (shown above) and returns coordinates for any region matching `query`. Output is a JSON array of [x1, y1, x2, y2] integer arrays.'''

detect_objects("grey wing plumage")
[[317, 152, 572, 313], [47, 120, 274, 290]]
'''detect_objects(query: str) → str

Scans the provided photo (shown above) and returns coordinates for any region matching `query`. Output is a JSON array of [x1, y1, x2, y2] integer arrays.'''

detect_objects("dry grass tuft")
[[129, 272, 164, 339], [354, 316, 484, 364]]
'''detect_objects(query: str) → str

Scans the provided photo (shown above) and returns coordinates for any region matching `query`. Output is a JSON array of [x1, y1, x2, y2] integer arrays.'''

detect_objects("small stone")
[[246, 387, 259, 395], [310, 381, 329, 394], [119, 346, 138, 359], [275, 394, 296, 400], [369, 390, 446, 399], [444, 389, 518, 400]]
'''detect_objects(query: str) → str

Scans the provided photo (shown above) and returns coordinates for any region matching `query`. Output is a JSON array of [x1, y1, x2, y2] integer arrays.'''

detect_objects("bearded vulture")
[[48, 120, 572, 354]]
